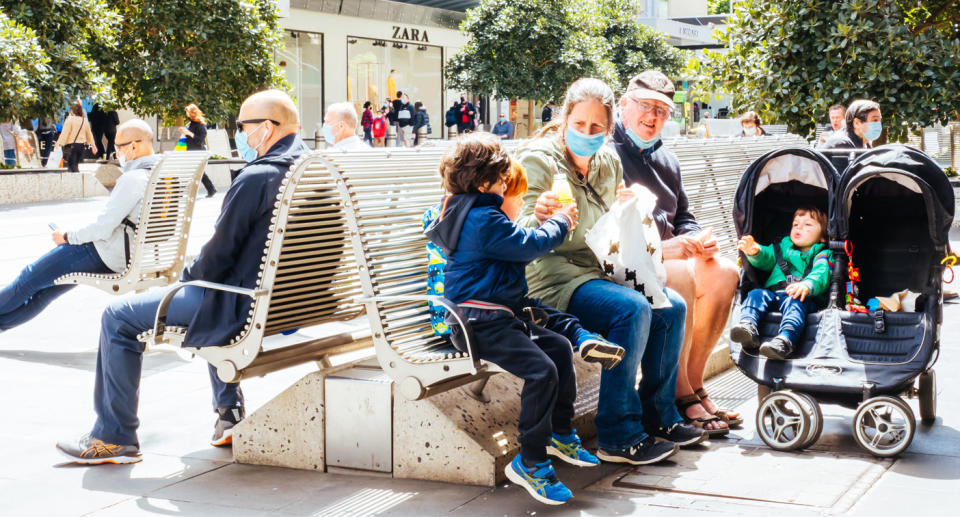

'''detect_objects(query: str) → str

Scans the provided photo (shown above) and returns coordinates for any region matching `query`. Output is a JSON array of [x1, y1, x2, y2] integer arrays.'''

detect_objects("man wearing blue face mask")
[[57, 90, 310, 465], [322, 102, 368, 150], [822, 99, 882, 150], [610, 71, 741, 436]]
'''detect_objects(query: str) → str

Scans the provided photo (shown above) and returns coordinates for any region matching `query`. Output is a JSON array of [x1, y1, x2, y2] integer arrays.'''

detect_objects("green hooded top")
[[515, 136, 623, 311], [746, 236, 834, 297]]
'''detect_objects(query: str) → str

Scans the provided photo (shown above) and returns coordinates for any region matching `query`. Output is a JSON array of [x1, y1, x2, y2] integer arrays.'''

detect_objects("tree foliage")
[[446, 0, 687, 103], [694, 0, 960, 140], [707, 0, 731, 14], [898, 0, 960, 35], [0, 12, 49, 120], [0, 0, 119, 120], [106, 0, 288, 124]]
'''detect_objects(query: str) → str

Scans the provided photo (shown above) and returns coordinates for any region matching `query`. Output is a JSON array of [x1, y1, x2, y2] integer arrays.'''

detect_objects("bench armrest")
[[153, 280, 268, 342], [356, 294, 481, 374]]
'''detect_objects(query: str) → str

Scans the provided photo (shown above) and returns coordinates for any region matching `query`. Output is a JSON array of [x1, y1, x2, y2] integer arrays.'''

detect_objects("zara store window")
[[277, 30, 324, 141]]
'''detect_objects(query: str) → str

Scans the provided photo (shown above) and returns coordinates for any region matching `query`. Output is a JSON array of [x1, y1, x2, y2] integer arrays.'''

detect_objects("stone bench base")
[[0, 171, 109, 204]]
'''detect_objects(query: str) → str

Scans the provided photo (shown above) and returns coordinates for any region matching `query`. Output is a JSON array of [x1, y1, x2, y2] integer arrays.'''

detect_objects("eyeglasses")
[[116, 140, 141, 148], [629, 98, 672, 120], [236, 118, 280, 131]]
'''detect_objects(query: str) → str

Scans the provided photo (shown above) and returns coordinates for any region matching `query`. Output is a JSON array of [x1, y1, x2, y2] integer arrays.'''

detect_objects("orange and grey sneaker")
[[211, 406, 245, 447], [56, 434, 142, 464]]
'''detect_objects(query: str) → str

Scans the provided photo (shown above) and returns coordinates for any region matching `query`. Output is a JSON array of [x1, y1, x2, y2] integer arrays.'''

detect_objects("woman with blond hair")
[[179, 103, 216, 197]]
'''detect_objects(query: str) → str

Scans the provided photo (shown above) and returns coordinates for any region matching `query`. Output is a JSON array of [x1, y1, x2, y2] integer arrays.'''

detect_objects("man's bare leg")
[[686, 256, 739, 415], [666, 259, 726, 430]]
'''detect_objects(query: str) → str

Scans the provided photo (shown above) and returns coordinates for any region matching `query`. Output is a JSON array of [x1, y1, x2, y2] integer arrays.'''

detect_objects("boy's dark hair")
[[438, 132, 511, 194], [795, 206, 828, 241]]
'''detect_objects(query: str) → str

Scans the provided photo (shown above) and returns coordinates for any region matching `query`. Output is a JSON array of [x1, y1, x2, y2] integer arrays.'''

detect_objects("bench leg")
[[462, 376, 492, 403]]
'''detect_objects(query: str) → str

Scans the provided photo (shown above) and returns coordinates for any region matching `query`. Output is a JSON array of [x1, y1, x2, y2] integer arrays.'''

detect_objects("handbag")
[[584, 184, 671, 308], [46, 146, 63, 169]]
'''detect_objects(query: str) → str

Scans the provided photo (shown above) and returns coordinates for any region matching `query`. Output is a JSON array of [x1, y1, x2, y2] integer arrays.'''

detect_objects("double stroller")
[[730, 144, 954, 457]]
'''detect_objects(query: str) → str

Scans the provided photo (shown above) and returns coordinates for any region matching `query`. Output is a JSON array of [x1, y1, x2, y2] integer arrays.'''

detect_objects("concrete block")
[[205, 163, 234, 189], [82, 172, 110, 197], [232, 371, 328, 471], [393, 357, 602, 486]]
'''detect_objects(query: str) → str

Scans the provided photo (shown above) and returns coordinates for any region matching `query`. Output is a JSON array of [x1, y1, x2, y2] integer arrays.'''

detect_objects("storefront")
[[278, 1, 468, 141]]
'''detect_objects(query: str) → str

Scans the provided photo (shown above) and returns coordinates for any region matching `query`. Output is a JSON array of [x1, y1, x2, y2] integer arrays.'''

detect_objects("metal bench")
[[316, 147, 505, 401], [138, 152, 370, 382], [54, 151, 209, 294]]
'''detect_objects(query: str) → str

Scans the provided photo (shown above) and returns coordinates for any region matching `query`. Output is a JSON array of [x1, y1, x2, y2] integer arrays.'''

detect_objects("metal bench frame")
[[138, 152, 369, 382], [54, 151, 209, 294]]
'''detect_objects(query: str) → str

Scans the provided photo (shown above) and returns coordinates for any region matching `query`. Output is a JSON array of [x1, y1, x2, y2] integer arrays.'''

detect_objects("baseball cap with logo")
[[625, 70, 676, 107]]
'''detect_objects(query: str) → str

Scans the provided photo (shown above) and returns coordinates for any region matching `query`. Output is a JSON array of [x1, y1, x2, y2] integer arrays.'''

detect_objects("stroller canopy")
[[734, 147, 840, 237], [831, 145, 955, 245]]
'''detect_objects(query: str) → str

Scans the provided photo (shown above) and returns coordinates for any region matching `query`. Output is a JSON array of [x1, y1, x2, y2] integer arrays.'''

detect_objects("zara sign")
[[392, 26, 429, 43]]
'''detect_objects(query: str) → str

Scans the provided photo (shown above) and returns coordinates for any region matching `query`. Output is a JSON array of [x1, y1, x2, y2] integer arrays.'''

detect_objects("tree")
[[707, 0, 731, 14], [445, 0, 615, 104], [601, 0, 689, 87], [1, 0, 119, 120], [0, 12, 49, 120], [899, 0, 960, 35], [693, 0, 960, 140], [106, 0, 288, 124]]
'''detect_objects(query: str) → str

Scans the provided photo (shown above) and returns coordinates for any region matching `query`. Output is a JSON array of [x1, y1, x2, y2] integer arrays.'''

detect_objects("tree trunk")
[[528, 100, 535, 139]]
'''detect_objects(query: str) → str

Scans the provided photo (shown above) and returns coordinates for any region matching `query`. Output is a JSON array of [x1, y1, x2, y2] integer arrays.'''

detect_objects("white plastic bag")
[[585, 184, 670, 308], [46, 146, 63, 169]]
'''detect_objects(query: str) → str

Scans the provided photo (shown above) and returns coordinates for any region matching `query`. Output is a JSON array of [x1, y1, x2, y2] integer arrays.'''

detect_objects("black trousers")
[[102, 126, 116, 158], [37, 130, 55, 166], [91, 126, 105, 158], [63, 143, 85, 172], [200, 173, 216, 195], [451, 307, 576, 463]]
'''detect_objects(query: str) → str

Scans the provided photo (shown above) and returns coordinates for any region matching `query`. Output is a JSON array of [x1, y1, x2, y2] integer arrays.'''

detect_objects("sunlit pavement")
[[0, 197, 957, 516]]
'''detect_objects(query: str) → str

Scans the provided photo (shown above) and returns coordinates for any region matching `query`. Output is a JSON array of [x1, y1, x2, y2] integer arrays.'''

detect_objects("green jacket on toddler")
[[746, 236, 833, 299]]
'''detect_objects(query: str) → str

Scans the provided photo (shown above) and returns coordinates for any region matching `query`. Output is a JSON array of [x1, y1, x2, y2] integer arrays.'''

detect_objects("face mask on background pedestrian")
[[864, 121, 882, 141], [565, 127, 605, 157], [499, 115, 506, 122], [235, 121, 269, 163], [742, 126, 758, 136], [322, 122, 337, 144]]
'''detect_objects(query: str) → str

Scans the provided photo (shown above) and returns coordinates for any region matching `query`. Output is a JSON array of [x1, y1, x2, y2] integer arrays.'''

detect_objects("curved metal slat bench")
[[319, 148, 504, 401], [54, 151, 209, 294], [138, 152, 369, 382]]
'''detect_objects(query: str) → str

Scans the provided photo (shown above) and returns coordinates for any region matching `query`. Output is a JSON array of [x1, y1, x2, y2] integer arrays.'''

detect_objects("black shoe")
[[652, 422, 707, 447], [211, 406, 245, 447], [596, 436, 678, 465], [759, 335, 794, 360], [206, 189, 217, 198], [730, 321, 760, 351]]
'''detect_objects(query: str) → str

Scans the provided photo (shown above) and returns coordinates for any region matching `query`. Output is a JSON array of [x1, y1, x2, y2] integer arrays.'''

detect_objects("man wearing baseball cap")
[[610, 70, 741, 436]]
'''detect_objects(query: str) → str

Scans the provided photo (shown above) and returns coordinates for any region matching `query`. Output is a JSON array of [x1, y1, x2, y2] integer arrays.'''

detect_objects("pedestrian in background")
[[361, 101, 374, 146], [56, 102, 95, 172], [0, 120, 20, 166], [373, 107, 387, 147], [89, 104, 119, 159], [817, 104, 846, 146], [179, 103, 217, 197], [541, 103, 555, 124], [412, 101, 430, 146], [36, 117, 57, 166], [456, 95, 476, 135], [739, 111, 767, 137], [822, 99, 881, 149], [491, 113, 514, 140]]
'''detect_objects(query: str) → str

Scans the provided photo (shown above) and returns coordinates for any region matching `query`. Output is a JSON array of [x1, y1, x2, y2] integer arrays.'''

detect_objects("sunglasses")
[[236, 118, 280, 131], [116, 139, 141, 148]]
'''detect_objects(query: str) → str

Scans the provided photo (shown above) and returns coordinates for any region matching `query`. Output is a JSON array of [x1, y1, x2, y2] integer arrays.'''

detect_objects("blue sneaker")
[[547, 430, 600, 467], [577, 332, 625, 370], [504, 455, 572, 505]]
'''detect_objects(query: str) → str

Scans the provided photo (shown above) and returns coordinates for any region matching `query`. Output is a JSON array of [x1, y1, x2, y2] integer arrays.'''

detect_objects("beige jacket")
[[56, 115, 95, 147]]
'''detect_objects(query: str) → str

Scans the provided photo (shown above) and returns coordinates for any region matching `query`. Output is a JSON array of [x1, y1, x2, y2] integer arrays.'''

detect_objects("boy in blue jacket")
[[425, 133, 623, 505]]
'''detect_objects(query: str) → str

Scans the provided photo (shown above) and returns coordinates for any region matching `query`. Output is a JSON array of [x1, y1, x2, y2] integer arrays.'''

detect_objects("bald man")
[[0, 120, 159, 332], [58, 90, 310, 464]]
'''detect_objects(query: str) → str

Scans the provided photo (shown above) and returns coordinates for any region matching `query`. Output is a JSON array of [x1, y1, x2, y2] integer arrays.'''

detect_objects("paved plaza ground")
[[0, 194, 957, 516]]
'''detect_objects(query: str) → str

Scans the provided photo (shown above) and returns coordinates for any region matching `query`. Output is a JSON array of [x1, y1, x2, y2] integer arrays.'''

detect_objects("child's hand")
[[534, 191, 561, 224], [785, 282, 810, 301], [737, 235, 760, 256], [616, 183, 635, 203], [556, 199, 578, 230]]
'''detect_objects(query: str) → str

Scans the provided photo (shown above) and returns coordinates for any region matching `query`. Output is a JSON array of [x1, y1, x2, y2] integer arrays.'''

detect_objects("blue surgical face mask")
[[864, 121, 882, 141], [565, 127, 605, 157], [235, 122, 267, 162], [322, 123, 336, 144], [625, 126, 660, 150]]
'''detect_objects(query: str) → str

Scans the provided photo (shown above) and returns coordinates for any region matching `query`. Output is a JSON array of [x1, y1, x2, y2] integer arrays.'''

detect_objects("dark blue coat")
[[423, 193, 568, 310], [181, 133, 309, 347]]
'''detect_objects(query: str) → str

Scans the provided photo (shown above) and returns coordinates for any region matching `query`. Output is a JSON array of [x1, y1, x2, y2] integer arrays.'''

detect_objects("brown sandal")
[[677, 393, 729, 436], [694, 387, 743, 428]]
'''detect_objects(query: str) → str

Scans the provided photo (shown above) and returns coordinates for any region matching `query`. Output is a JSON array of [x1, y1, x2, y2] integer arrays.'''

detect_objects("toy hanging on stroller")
[[730, 144, 953, 457]]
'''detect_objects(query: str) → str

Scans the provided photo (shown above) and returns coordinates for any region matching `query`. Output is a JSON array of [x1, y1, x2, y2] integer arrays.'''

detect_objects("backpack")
[[445, 107, 457, 127]]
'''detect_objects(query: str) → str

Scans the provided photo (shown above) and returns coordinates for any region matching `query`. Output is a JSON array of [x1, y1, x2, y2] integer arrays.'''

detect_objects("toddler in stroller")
[[731, 207, 833, 360]]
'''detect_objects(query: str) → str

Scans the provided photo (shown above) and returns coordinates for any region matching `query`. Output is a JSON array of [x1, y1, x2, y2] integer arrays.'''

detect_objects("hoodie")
[[424, 192, 569, 309]]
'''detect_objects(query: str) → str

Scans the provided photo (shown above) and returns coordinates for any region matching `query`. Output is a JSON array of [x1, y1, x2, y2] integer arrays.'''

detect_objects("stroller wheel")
[[793, 392, 823, 449], [852, 396, 916, 458], [918, 369, 936, 424], [756, 390, 812, 451]]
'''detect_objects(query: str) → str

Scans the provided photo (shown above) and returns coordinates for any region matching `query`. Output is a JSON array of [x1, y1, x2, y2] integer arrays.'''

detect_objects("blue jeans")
[[739, 288, 817, 344], [0, 243, 112, 330], [91, 285, 243, 446], [3, 149, 15, 166], [363, 128, 373, 145], [567, 280, 686, 449]]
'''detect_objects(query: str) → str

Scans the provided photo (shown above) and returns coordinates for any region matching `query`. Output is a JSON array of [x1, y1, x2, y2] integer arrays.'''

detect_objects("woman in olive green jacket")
[[516, 78, 697, 465]]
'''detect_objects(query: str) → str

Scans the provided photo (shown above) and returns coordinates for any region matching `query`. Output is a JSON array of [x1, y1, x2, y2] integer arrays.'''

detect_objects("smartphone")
[[48, 222, 59, 231]]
